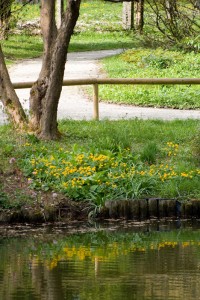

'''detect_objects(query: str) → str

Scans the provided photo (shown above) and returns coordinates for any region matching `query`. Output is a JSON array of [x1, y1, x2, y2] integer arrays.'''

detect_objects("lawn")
[[100, 48, 200, 109]]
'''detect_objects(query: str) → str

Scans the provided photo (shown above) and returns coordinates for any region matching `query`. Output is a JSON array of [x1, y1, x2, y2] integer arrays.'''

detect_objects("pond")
[[1, 220, 200, 300]]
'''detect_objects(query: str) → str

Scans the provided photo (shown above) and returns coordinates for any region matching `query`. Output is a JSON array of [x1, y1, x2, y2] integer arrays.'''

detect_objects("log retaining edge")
[[103, 199, 198, 220]]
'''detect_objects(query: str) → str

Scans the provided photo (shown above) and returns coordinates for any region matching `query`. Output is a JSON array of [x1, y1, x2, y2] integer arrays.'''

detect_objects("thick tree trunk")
[[39, 0, 81, 140], [0, 44, 27, 128], [29, 0, 57, 131]]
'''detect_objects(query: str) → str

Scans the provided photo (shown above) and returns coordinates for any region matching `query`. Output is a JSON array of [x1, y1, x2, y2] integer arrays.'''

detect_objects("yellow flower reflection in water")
[[40, 240, 200, 270]]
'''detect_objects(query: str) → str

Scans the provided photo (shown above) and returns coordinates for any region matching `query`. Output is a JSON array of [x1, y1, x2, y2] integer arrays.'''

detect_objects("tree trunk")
[[135, 0, 144, 34], [165, 0, 178, 20], [56, 0, 64, 28], [0, 44, 27, 128], [0, 0, 81, 139], [39, 0, 81, 140], [122, 2, 134, 30], [0, 0, 12, 40], [29, 0, 57, 131]]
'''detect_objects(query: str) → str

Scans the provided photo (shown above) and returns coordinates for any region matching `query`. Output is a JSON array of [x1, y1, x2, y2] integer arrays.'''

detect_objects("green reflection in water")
[[1, 225, 200, 300]]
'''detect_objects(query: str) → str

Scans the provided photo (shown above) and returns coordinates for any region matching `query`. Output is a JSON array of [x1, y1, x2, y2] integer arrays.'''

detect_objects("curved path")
[[0, 49, 199, 124]]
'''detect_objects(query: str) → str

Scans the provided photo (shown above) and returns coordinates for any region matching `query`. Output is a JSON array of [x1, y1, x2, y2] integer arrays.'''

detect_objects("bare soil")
[[0, 169, 91, 224]]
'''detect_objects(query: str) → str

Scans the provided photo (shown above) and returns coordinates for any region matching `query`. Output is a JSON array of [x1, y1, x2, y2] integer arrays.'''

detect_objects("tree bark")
[[56, 0, 64, 28], [122, 2, 134, 30], [0, 0, 12, 40], [39, 0, 81, 140], [29, 0, 57, 131], [135, 0, 144, 34], [0, 44, 27, 128], [165, 0, 178, 20]]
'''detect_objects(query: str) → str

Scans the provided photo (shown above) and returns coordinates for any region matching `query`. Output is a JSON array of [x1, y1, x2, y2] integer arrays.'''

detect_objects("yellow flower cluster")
[[27, 143, 200, 195], [166, 142, 179, 157]]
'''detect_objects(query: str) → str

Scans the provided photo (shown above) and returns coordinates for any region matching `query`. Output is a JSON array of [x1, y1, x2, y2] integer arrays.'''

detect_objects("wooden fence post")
[[93, 83, 99, 121]]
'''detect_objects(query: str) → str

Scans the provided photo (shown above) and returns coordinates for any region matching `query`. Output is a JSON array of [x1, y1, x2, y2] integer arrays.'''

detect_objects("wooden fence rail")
[[13, 78, 200, 121]]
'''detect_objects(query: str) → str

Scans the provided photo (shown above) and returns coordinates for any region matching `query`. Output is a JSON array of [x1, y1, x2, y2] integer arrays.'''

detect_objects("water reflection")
[[1, 221, 200, 299]]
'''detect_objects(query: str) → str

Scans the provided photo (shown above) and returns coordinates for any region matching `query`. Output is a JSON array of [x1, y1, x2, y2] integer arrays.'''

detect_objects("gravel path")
[[0, 49, 199, 124]]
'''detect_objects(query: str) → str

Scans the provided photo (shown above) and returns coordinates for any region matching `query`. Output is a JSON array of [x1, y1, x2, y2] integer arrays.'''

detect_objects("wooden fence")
[[13, 78, 200, 121]]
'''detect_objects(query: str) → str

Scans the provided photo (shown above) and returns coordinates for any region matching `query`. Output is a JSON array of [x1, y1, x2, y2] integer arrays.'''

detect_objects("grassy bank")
[[0, 120, 200, 212], [100, 48, 200, 109]]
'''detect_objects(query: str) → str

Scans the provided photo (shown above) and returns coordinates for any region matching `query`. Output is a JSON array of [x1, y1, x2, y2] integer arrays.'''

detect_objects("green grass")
[[1, 34, 43, 63], [99, 48, 200, 109], [1, 0, 135, 63], [1, 120, 200, 207], [69, 0, 135, 51], [69, 31, 135, 52]]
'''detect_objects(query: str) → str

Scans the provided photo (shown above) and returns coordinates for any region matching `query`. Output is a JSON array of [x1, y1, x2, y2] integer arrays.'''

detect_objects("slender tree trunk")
[[135, 0, 144, 34], [165, 0, 178, 20], [0, 0, 12, 40], [0, 44, 27, 128], [39, 0, 81, 140], [122, 2, 134, 30]]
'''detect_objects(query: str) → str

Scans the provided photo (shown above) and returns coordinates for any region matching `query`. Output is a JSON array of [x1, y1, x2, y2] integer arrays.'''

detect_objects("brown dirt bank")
[[1, 171, 200, 224], [0, 171, 92, 224]]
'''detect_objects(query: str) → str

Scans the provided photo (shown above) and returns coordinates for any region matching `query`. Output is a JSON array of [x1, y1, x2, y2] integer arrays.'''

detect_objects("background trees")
[[120, 0, 200, 46], [146, 0, 200, 44], [121, 1, 144, 32]]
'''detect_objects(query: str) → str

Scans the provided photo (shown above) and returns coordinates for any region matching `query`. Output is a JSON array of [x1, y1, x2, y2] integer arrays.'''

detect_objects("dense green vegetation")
[[101, 49, 200, 109], [1, 120, 200, 209]]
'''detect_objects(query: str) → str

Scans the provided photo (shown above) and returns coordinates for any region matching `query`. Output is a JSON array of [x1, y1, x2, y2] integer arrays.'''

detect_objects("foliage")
[[1, 119, 196, 205], [0, 189, 9, 208], [0, 190, 28, 209], [144, 0, 200, 48], [100, 48, 200, 109], [192, 126, 200, 163], [11, 1, 40, 23]]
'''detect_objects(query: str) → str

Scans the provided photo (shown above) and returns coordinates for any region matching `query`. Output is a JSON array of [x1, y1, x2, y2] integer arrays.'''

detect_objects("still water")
[[1, 221, 200, 300]]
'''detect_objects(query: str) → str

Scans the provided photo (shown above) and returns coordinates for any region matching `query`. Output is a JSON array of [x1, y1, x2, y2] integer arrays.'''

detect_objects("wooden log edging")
[[102, 199, 200, 220]]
